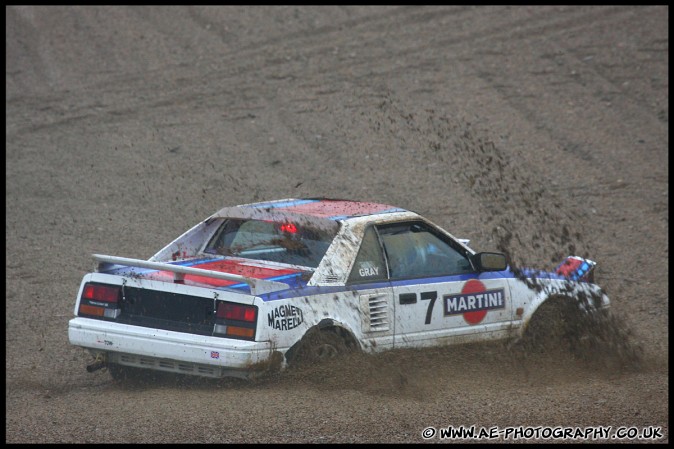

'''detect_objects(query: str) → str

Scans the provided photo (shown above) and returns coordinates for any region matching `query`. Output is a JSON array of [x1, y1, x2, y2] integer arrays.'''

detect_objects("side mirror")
[[470, 252, 507, 272]]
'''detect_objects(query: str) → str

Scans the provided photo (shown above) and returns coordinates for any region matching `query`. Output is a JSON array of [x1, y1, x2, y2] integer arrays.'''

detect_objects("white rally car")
[[68, 198, 609, 380]]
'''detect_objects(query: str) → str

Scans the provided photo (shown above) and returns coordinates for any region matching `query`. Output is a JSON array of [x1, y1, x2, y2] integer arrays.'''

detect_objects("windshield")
[[203, 218, 337, 268]]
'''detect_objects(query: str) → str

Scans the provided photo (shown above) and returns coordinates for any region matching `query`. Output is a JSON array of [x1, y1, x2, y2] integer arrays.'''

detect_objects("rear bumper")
[[68, 317, 273, 378]]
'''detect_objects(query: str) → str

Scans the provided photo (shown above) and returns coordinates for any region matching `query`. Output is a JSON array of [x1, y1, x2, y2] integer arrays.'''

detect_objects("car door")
[[376, 221, 513, 349]]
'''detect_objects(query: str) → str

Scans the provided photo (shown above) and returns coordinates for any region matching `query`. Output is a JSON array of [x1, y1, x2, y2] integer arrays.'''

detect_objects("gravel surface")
[[6, 5, 668, 443]]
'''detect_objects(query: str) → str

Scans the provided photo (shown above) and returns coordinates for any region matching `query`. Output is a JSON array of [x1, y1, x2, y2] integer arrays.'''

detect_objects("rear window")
[[203, 218, 337, 268]]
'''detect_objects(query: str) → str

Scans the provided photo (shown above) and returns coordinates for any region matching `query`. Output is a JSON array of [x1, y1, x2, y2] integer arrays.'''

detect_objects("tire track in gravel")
[[182, 5, 634, 89], [177, 6, 636, 93], [184, 5, 425, 53], [10, 3, 644, 170], [7, 6, 638, 137], [338, 6, 654, 91]]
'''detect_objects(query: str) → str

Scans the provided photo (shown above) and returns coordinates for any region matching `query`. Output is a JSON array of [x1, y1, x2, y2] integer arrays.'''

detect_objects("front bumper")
[[68, 317, 273, 378]]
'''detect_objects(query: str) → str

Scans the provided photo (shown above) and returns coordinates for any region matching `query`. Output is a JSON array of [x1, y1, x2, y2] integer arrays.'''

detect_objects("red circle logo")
[[461, 279, 488, 325]]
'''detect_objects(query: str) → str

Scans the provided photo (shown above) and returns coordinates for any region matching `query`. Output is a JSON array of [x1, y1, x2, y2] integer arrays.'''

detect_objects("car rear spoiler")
[[92, 254, 290, 295]]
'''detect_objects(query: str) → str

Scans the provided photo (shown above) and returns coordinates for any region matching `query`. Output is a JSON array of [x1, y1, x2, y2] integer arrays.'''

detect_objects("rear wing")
[[92, 254, 290, 295]]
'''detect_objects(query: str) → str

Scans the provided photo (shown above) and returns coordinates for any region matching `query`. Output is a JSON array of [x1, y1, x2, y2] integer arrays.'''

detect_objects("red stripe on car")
[[140, 260, 303, 287]]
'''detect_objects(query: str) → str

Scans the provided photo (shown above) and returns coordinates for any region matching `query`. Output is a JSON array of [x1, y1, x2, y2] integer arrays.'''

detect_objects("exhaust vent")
[[360, 293, 390, 332]]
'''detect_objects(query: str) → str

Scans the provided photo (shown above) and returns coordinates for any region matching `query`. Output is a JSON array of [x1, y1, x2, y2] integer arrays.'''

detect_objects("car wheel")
[[287, 328, 352, 368], [521, 298, 643, 368], [521, 297, 581, 353]]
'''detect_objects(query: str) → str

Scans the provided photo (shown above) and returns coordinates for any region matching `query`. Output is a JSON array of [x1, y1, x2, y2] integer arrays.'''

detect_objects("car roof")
[[211, 198, 408, 227], [248, 198, 406, 219]]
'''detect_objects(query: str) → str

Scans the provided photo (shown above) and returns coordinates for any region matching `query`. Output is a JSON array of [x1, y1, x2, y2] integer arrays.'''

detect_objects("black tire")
[[520, 297, 583, 354], [286, 328, 353, 368], [519, 298, 644, 370]]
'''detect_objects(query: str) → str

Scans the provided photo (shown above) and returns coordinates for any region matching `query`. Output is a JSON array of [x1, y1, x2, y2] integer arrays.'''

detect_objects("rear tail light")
[[78, 283, 122, 319], [83, 284, 120, 302], [216, 303, 257, 322], [213, 302, 257, 340]]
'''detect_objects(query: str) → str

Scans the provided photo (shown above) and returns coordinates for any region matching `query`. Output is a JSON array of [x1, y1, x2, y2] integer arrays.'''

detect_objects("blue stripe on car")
[[102, 257, 228, 276], [257, 268, 568, 301]]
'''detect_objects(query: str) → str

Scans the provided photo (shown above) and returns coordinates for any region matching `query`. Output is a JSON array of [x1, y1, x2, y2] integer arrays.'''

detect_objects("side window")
[[378, 222, 473, 280], [347, 226, 387, 283]]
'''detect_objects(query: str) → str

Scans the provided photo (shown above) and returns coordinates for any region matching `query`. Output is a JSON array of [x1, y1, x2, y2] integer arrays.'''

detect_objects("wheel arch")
[[517, 280, 609, 338], [284, 318, 362, 363], [518, 292, 578, 338]]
